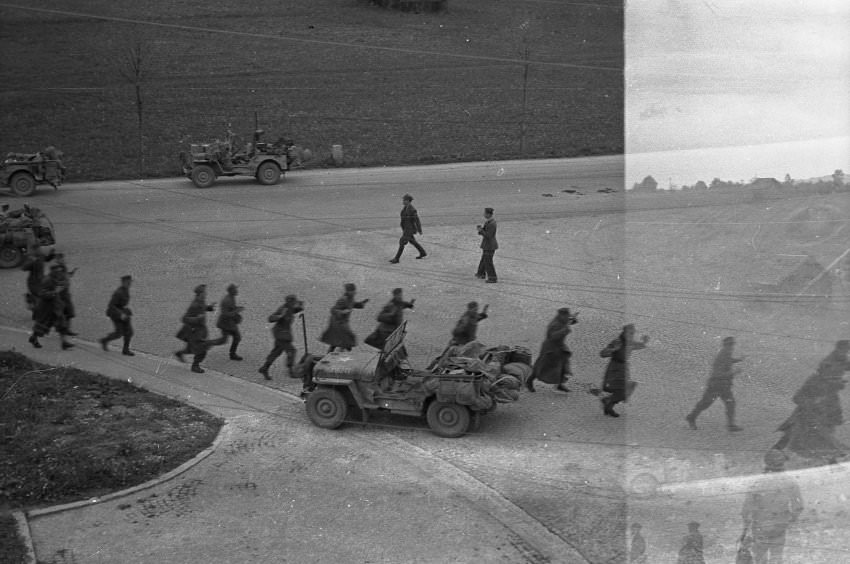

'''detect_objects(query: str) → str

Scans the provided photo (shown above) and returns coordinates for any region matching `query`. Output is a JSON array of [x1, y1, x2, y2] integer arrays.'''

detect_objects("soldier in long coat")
[[600, 324, 649, 417], [52, 253, 78, 336], [527, 308, 577, 393], [99, 275, 134, 355], [213, 283, 244, 360], [772, 341, 849, 463], [686, 337, 745, 431], [320, 283, 369, 352], [450, 301, 489, 346], [175, 284, 215, 373], [21, 245, 54, 315], [258, 294, 304, 380], [389, 194, 426, 263], [365, 288, 415, 349], [29, 264, 73, 350]]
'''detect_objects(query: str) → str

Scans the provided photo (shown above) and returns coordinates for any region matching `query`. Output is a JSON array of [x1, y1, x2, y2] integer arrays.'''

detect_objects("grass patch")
[[0, 0, 622, 181], [0, 512, 27, 564], [0, 350, 223, 512]]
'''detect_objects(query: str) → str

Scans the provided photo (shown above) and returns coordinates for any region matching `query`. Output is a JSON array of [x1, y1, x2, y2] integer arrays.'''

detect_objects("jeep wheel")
[[10, 172, 36, 197], [306, 387, 348, 429], [190, 165, 216, 188], [426, 401, 471, 438], [256, 161, 281, 185], [0, 245, 23, 268]]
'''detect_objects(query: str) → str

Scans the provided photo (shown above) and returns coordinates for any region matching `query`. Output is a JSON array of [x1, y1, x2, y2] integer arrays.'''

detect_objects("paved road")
[[3, 157, 850, 562]]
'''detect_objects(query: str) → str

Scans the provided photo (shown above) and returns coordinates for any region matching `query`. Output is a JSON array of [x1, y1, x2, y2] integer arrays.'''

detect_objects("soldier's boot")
[[725, 399, 742, 432], [29, 334, 42, 349], [602, 396, 619, 417], [229, 342, 243, 361], [389, 245, 404, 264], [412, 240, 427, 259], [258, 365, 271, 380], [61, 338, 74, 350], [99, 337, 109, 352], [685, 411, 698, 430], [122, 337, 134, 356], [174, 350, 186, 363], [191, 363, 204, 374]]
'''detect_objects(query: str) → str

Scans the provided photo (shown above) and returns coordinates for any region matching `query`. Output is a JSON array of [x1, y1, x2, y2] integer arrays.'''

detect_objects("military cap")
[[557, 307, 570, 315], [687, 521, 700, 530], [227, 283, 238, 293], [121, 275, 132, 282], [764, 448, 787, 470], [484, 207, 494, 214], [285, 294, 297, 303], [194, 284, 207, 294], [392, 288, 403, 295], [402, 194, 413, 201], [723, 336, 735, 344], [467, 301, 478, 309], [344, 283, 356, 292]]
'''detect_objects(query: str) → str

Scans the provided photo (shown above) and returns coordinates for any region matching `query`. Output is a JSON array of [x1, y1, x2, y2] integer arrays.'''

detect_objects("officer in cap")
[[99, 275, 135, 355], [476, 207, 498, 282], [389, 194, 427, 264]]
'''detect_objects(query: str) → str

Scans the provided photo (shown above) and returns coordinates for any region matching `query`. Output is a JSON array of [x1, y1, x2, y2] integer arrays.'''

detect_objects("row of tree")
[[632, 169, 847, 193]]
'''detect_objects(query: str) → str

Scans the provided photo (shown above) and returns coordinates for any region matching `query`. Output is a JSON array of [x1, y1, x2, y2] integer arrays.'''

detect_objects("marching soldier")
[[320, 283, 369, 352], [258, 294, 305, 380], [52, 252, 78, 335], [29, 264, 73, 350], [600, 324, 649, 417], [450, 301, 489, 346], [389, 194, 426, 263], [686, 337, 745, 431], [365, 288, 415, 350], [475, 207, 498, 283], [214, 283, 244, 361], [21, 245, 54, 315], [527, 307, 577, 393], [99, 275, 134, 356], [175, 284, 215, 373]]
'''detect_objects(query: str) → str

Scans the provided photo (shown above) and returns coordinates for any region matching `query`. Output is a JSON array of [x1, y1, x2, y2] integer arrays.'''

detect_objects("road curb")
[[27, 420, 232, 520], [11, 511, 36, 564]]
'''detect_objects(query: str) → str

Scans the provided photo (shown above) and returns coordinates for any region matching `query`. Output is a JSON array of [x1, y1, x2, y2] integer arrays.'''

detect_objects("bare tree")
[[119, 42, 147, 178]]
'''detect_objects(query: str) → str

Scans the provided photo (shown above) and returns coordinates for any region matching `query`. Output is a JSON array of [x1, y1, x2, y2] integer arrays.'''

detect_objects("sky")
[[625, 0, 850, 186]]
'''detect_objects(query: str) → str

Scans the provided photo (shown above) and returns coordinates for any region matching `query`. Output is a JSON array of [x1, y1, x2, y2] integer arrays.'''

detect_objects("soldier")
[[600, 324, 649, 417], [365, 288, 415, 349], [686, 337, 745, 432], [52, 252, 78, 335], [676, 521, 705, 564], [258, 295, 305, 380], [772, 341, 849, 463], [629, 523, 647, 564], [175, 284, 215, 373], [450, 301, 489, 346], [475, 207, 498, 283], [389, 194, 426, 263], [99, 275, 134, 356], [320, 283, 369, 352], [213, 283, 244, 361], [527, 307, 577, 393], [741, 449, 803, 564], [29, 264, 73, 350], [21, 245, 54, 315]]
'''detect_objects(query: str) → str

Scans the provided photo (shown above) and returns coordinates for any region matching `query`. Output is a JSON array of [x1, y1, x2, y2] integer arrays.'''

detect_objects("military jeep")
[[180, 130, 292, 188], [303, 322, 526, 438]]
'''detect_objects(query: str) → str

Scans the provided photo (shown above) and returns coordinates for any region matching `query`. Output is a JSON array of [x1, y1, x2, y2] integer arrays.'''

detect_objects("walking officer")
[[258, 294, 305, 380], [389, 194, 427, 263], [99, 275, 134, 356]]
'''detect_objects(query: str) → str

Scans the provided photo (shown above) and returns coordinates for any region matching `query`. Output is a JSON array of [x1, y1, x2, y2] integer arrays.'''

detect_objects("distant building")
[[633, 175, 658, 192], [749, 177, 783, 190]]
